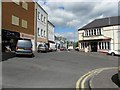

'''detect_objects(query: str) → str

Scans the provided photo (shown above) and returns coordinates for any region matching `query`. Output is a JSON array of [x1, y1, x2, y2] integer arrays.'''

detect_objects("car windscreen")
[[17, 40, 32, 47]]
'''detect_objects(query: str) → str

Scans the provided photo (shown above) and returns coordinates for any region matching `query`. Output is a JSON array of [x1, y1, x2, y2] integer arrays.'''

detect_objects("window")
[[41, 29, 43, 37], [81, 43, 83, 49], [38, 28, 40, 36], [21, 19, 27, 28], [102, 42, 104, 49], [104, 42, 107, 49], [38, 12, 40, 20], [12, 0, 20, 5], [12, 15, 19, 26], [44, 17, 46, 24], [41, 14, 43, 22], [94, 29, 96, 35], [107, 42, 110, 49], [86, 31, 88, 36], [91, 30, 93, 35], [88, 30, 90, 36], [22, 1, 28, 10], [44, 31, 45, 37], [99, 28, 101, 35], [99, 42, 101, 49]]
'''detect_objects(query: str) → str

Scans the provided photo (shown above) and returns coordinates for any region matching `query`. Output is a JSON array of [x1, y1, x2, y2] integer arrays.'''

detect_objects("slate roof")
[[78, 16, 120, 31]]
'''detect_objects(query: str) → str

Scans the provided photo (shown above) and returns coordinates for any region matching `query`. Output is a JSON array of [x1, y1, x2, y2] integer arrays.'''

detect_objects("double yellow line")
[[76, 67, 117, 90]]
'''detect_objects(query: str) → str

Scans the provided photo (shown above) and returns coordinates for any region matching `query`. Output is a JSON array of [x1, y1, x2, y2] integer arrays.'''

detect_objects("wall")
[[48, 21, 55, 42], [103, 25, 120, 50], [36, 3, 48, 45], [2, 1, 35, 35]]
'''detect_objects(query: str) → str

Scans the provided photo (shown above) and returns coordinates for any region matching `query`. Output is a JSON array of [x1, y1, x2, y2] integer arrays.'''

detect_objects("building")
[[48, 20, 55, 50], [36, 3, 48, 48], [55, 36, 67, 49], [0, 1, 1, 51], [78, 16, 120, 53], [2, 0, 35, 51]]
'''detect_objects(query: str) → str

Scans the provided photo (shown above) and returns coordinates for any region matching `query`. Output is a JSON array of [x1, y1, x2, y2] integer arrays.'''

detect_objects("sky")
[[36, 0, 119, 41]]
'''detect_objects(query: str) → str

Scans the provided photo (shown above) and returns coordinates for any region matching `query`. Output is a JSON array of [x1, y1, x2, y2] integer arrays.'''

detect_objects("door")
[[91, 42, 97, 52]]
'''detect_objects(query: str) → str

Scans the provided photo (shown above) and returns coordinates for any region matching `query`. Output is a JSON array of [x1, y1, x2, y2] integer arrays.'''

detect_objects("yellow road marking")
[[76, 67, 117, 90]]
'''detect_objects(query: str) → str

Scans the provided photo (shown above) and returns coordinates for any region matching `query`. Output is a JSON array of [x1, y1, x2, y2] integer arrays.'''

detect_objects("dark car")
[[37, 43, 49, 53], [15, 39, 33, 56]]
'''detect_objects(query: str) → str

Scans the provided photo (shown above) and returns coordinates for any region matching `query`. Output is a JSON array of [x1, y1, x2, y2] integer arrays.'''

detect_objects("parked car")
[[75, 47, 79, 51], [68, 46, 73, 51], [15, 39, 33, 56], [60, 47, 67, 51], [107, 50, 120, 56], [37, 43, 49, 53]]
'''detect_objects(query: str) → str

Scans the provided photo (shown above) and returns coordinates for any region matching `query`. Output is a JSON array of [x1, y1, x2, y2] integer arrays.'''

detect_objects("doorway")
[[90, 42, 98, 52]]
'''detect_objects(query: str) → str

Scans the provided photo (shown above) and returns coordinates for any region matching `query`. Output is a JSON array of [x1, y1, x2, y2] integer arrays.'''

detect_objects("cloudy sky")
[[36, 0, 118, 41]]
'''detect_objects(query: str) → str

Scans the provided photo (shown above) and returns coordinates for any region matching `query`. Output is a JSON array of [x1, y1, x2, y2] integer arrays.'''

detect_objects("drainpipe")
[[46, 14, 48, 43], [34, 3, 37, 51], [113, 26, 115, 50]]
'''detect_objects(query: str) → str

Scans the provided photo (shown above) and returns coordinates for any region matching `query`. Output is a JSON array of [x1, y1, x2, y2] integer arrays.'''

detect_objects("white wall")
[[37, 4, 47, 40], [48, 21, 55, 42], [103, 25, 120, 50]]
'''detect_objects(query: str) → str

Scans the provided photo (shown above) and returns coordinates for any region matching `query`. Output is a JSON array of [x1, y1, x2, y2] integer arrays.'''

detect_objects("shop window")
[[102, 42, 104, 49], [104, 42, 107, 49], [99, 42, 101, 49], [107, 42, 110, 49]]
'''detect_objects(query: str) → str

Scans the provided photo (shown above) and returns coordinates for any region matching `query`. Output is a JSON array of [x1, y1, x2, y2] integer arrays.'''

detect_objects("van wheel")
[[37, 50, 40, 53], [111, 52, 115, 56]]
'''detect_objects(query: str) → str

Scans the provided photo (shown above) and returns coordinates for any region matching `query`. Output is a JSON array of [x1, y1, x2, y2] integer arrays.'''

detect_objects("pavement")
[[2, 52, 15, 61], [90, 68, 119, 89], [78, 67, 120, 90]]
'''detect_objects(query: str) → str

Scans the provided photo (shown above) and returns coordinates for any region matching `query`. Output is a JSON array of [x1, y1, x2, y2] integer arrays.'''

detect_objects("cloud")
[[38, 1, 118, 28], [37, 0, 118, 41]]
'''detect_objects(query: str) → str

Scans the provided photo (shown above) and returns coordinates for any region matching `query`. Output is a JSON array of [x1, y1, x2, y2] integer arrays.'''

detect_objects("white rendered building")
[[48, 20, 55, 50], [36, 3, 48, 48], [78, 16, 120, 53]]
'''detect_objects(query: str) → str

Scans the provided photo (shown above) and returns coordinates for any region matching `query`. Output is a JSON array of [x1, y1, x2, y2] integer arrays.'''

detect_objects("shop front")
[[2, 29, 20, 52], [79, 38, 111, 52]]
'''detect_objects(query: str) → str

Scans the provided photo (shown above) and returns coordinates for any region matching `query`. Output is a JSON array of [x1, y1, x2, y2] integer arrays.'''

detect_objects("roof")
[[78, 16, 120, 31], [48, 20, 55, 27], [36, 2, 48, 15]]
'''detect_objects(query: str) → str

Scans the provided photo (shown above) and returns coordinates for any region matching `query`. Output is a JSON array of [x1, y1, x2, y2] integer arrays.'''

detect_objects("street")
[[2, 51, 118, 88]]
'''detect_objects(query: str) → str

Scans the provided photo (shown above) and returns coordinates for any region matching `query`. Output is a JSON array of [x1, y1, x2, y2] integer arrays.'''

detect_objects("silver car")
[[37, 44, 49, 53]]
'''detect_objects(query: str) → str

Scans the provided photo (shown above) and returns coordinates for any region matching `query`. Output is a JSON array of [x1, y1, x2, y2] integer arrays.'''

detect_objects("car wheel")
[[111, 52, 115, 56], [37, 50, 40, 53]]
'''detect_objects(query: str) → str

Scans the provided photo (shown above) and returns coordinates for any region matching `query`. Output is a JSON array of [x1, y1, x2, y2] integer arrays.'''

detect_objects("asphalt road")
[[2, 51, 118, 88]]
